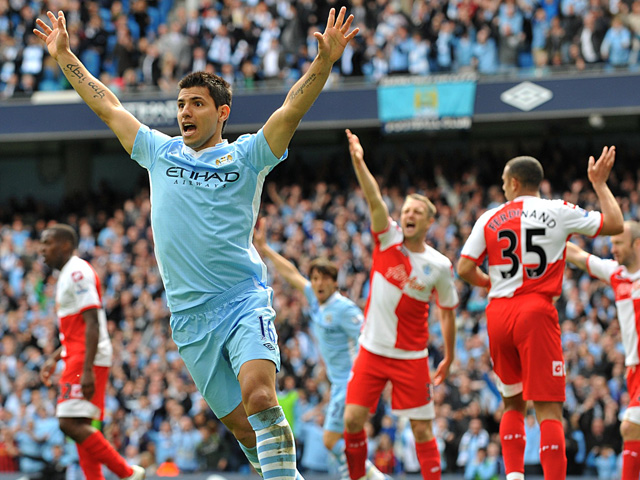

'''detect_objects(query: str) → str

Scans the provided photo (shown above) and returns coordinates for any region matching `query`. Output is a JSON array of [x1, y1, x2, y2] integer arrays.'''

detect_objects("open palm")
[[587, 145, 616, 186], [33, 11, 70, 60], [314, 7, 359, 64]]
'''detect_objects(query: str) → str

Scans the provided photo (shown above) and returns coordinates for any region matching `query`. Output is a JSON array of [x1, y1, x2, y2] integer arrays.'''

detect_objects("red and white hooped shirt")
[[56, 256, 112, 366], [461, 196, 603, 300], [587, 256, 640, 366], [360, 220, 458, 360]]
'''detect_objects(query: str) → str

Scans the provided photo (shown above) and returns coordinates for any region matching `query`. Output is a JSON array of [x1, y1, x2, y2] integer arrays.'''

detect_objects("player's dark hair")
[[309, 258, 338, 281], [178, 72, 232, 132], [405, 193, 437, 219], [505, 156, 544, 190], [47, 224, 78, 249]]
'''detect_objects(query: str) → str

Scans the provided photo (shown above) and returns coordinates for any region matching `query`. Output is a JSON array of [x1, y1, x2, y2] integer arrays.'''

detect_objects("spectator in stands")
[[601, 15, 632, 66], [457, 418, 490, 473]]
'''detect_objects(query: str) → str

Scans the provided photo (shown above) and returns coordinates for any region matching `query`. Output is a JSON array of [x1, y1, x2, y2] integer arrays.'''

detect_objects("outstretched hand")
[[587, 145, 616, 187], [314, 7, 359, 64], [346, 129, 364, 164], [33, 11, 70, 60]]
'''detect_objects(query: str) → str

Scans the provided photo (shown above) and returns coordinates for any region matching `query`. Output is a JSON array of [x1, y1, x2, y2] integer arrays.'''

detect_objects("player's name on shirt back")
[[485, 205, 558, 231]]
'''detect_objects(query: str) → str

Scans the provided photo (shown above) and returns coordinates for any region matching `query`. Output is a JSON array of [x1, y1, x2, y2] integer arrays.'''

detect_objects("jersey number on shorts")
[[61, 382, 84, 400], [498, 228, 547, 279], [259, 316, 276, 343]]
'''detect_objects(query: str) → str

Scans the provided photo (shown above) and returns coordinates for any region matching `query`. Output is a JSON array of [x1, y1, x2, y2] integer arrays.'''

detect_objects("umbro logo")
[[500, 82, 553, 112]]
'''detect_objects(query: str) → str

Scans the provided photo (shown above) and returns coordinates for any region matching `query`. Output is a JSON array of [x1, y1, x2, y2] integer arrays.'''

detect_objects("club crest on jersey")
[[215, 154, 235, 166], [324, 314, 333, 324], [423, 265, 431, 275], [71, 271, 84, 282]]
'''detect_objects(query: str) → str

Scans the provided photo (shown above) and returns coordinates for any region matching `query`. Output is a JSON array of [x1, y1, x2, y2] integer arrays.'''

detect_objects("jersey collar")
[[182, 139, 229, 158]]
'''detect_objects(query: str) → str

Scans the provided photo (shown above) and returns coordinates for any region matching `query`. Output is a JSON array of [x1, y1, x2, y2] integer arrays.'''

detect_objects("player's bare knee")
[[243, 386, 277, 415], [322, 431, 339, 451], [410, 419, 433, 443], [343, 408, 366, 433]]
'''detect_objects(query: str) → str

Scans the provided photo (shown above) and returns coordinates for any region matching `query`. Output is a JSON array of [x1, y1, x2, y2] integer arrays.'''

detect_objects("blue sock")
[[248, 406, 303, 480], [238, 442, 263, 476], [331, 439, 350, 480]]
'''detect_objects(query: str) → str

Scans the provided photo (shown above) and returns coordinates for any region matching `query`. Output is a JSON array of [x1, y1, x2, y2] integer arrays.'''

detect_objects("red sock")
[[77, 442, 105, 480], [622, 440, 640, 480], [500, 410, 526, 476], [415, 438, 441, 480], [344, 430, 368, 480], [79, 431, 133, 478], [539, 419, 566, 480]]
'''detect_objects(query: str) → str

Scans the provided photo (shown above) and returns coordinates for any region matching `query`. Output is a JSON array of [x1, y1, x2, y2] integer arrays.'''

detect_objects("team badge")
[[215, 154, 234, 166]]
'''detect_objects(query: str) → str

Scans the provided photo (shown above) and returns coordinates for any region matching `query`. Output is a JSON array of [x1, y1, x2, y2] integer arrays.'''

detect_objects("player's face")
[[611, 227, 634, 266], [177, 86, 227, 151], [502, 166, 516, 201], [310, 270, 337, 304], [400, 198, 431, 241], [39, 231, 65, 270]]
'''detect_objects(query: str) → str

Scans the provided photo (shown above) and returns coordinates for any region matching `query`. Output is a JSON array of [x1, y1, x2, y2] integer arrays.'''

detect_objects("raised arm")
[[254, 218, 309, 292], [588, 146, 623, 236], [262, 7, 359, 158], [34, 11, 141, 154], [346, 129, 389, 233], [565, 241, 589, 272]]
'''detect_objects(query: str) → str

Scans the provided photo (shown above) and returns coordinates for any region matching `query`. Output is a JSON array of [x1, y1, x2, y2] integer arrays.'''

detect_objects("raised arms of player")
[[262, 7, 359, 158], [254, 218, 309, 292], [433, 308, 456, 386], [346, 129, 389, 233], [565, 241, 589, 272], [34, 11, 141, 155], [589, 146, 623, 236]]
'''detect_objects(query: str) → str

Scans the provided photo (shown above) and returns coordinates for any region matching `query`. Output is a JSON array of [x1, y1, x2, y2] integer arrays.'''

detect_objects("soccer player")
[[457, 148, 624, 480], [565, 221, 640, 480], [34, 8, 358, 480], [253, 218, 386, 480], [39, 224, 145, 480], [343, 129, 458, 480]]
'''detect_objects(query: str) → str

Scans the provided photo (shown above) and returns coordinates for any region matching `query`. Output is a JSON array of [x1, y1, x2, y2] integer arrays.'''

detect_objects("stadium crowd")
[[2, 0, 640, 99], [0, 139, 638, 478]]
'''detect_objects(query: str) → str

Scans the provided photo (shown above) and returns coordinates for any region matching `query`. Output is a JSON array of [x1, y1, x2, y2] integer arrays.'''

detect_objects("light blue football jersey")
[[303, 283, 363, 385], [131, 125, 286, 312]]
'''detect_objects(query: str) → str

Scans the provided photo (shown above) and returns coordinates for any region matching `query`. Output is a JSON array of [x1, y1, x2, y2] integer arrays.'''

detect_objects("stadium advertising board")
[[377, 74, 477, 133], [474, 73, 640, 119]]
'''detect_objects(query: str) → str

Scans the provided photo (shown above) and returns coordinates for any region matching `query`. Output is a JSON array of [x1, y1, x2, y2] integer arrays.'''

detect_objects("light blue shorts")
[[324, 382, 347, 433], [170, 279, 281, 419]]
